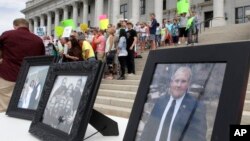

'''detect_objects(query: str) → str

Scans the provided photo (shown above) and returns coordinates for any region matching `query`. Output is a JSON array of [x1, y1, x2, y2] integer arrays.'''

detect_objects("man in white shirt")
[[140, 67, 207, 141]]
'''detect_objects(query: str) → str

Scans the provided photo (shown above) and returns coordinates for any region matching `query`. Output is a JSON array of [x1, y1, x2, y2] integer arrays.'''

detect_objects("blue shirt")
[[150, 19, 157, 34]]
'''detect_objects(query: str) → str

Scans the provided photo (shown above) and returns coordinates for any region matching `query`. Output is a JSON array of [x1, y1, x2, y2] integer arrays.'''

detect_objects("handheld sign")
[[62, 26, 72, 38], [99, 19, 109, 30], [61, 19, 76, 29]]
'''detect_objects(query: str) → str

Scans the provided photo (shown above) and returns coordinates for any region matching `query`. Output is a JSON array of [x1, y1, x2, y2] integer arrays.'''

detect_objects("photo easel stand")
[[89, 109, 119, 136]]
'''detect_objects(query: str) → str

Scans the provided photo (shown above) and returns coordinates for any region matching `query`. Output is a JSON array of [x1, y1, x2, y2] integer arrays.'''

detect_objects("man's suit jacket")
[[140, 93, 207, 141]]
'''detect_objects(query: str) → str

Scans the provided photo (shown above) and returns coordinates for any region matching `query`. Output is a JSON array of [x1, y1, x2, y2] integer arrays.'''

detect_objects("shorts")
[[179, 27, 187, 37], [139, 36, 146, 42], [161, 34, 166, 41], [172, 36, 179, 43], [149, 34, 156, 41]]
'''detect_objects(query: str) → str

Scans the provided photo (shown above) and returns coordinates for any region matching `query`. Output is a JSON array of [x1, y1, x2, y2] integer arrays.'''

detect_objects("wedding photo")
[[17, 66, 49, 110]]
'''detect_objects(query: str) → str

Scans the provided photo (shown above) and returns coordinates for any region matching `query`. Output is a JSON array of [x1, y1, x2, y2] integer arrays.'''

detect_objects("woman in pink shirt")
[[94, 30, 106, 62]]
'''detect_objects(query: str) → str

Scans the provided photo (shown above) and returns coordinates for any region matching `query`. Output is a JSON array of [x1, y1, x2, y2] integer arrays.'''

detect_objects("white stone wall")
[[89, 0, 95, 27], [23, 0, 250, 34]]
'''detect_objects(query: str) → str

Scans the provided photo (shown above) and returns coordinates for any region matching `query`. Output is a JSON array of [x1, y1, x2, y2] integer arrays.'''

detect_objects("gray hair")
[[171, 66, 192, 82]]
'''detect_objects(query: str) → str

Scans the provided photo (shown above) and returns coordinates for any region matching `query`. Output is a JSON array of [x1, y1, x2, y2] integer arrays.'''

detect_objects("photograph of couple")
[[17, 66, 49, 110]]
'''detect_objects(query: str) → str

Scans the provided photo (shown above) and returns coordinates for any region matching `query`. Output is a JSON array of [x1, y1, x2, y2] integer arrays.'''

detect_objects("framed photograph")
[[124, 41, 250, 141], [6, 56, 54, 120], [29, 61, 104, 141]]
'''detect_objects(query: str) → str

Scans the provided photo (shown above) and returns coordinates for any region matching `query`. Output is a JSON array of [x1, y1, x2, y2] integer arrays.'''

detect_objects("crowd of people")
[[42, 11, 199, 80]]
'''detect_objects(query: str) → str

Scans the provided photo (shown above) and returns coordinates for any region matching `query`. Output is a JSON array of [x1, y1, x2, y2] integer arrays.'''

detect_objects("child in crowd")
[[171, 18, 180, 46], [155, 23, 161, 47]]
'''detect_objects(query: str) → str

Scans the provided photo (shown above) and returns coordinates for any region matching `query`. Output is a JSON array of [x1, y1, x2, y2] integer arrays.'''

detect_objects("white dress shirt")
[[155, 94, 185, 141]]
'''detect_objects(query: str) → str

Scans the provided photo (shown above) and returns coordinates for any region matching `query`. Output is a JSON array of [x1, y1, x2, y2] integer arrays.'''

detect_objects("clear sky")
[[0, 0, 28, 34]]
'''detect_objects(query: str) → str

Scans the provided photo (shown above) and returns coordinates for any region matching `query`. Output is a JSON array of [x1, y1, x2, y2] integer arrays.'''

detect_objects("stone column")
[[72, 2, 78, 25], [212, 0, 226, 27], [131, 0, 140, 24], [29, 19, 33, 32], [83, 0, 88, 24], [54, 9, 60, 37], [155, 0, 163, 25], [33, 17, 38, 33], [95, 0, 104, 27], [112, 0, 120, 25], [47, 12, 52, 36], [40, 15, 45, 27], [63, 5, 69, 20], [55, 9, 60, 26]]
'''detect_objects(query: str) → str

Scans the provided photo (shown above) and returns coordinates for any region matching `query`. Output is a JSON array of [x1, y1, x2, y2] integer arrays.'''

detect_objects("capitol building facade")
[[22, 0, 250, 36]]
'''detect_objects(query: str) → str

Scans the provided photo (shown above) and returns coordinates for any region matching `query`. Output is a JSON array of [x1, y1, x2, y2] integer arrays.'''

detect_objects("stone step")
[[136, 70, 143, 75], [135, 64, 146, 70], [246, 86, 250, 91], [125, 74, 142, 80], [241, 111, 250, 124], [100, 84, 139, 92], [245, 91, 250, 100], [94, 103, 131, 118], [135, 59, 147, 65], [95, 96, 134, 108], [101, 79, 140, 85], [135, 67, 145, 72], [97, 89, 136, 100], [243, 100, 250, 111]]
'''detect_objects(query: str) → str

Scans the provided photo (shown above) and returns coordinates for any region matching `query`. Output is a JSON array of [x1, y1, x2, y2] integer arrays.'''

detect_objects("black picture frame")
[[123, 41, 250, 141], [29, 61, 105, 141], [6, 56, 55, 120]]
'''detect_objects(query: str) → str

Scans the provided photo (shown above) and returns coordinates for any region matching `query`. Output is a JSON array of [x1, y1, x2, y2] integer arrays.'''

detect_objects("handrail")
[[198, 17, 225, 34]]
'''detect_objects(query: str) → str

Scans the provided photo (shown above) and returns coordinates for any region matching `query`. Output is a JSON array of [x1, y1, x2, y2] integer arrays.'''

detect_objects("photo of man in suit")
[[140, 66, 207, 141]]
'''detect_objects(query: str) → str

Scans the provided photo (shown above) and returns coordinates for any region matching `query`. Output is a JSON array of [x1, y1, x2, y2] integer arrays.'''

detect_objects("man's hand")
[[0, 58, 2, 64]]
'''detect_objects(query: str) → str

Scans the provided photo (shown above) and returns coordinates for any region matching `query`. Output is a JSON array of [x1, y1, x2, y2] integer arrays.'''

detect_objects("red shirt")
[[0, 27, 45, 82], [92, 35, 99, 52]]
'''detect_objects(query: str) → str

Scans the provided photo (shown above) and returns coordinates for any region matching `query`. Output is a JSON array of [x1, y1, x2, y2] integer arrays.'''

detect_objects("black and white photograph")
[[17, 66, 49, 110], [135, 63, 227, 141], [6, 56, 54, 120], [42, 75, 87, 134]]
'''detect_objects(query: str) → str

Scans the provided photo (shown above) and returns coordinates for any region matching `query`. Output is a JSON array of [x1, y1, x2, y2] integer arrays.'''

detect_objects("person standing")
[[94, 30, 106, 62], [117, 29, 127, 80], [0, 18, 45, 112], [149, 13, 158, 50], [28, 79, 41, 109], [178, 13, 188, 45], [126, 22, 137, 75], [171, 18, 180, 46]]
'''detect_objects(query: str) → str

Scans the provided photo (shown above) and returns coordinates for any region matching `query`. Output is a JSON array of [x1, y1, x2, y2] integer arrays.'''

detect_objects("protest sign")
[[99, 19, 109, 30]]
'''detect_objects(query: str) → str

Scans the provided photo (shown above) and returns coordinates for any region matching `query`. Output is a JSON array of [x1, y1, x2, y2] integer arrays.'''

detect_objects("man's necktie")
[[160, 99, 176, 141]]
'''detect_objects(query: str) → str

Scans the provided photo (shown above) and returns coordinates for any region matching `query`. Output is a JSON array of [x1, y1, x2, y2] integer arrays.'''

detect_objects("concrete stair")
[[242, 88, 250, 124], [93, 52, 148, 118]]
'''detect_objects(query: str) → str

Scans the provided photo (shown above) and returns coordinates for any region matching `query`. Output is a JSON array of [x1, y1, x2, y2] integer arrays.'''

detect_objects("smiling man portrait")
[[140, 66, 207, 141]]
